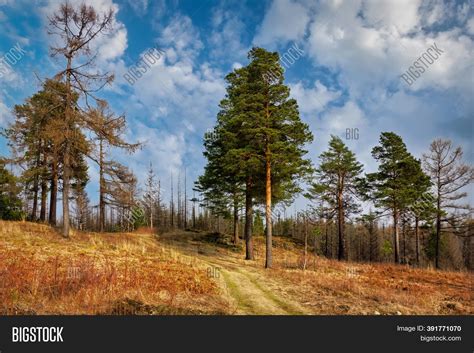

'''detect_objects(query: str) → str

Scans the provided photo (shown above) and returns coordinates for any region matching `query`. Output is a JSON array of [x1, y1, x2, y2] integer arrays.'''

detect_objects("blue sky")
[[0, 0, 473, 211]]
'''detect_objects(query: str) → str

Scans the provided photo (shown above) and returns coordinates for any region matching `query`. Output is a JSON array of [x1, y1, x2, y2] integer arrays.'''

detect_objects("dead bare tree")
[[85, 101, 140, 232], [423, 139, 474, 268], [48, 2, 115, 237]]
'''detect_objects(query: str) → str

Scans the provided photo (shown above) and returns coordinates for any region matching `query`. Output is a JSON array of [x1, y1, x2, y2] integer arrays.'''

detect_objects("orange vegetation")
[[0, 221, 472, 315], [0, 221, 227, 315]]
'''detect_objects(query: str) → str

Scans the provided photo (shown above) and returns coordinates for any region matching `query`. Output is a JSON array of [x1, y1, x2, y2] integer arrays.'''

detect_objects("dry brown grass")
[[0, 221, 229, 315], [246, 236, 473, 315], [1, 222, 472, 315]]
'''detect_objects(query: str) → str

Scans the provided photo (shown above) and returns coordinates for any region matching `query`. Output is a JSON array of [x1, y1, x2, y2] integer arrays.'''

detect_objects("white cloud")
[[108, 14, 227, 198], [305, 0, 474, 98], [126, 0, 148, 15], [0, 62, 20, 85], [209, 8, 248, 62], [123, 120, 186, 183], [290, 81, 341, 114], [466, 17, 474, 35], [157, 15, 203, 62], [308, 101, 370, 169], [361, 0, 422, 35], [232, 62, 243, 70], [0, 98, 11, 127], [253, 0, 310, 46], [95, 23, 128, 62], [321, 100, 367, 132]]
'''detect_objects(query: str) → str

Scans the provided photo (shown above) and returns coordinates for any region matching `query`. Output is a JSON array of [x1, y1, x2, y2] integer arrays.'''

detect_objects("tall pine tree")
[[308, 136, 363, 260], [365, 132, 431, 264], [198, 47, 312, 267]]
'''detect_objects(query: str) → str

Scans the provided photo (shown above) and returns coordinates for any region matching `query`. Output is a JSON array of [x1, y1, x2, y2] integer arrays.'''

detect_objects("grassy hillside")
[[0, 221, 228, 315], [0, 221, 472, 315]]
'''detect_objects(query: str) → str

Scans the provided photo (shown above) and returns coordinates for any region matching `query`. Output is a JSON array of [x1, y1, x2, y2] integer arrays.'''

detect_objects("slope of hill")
[[0, 221, 472, 315]]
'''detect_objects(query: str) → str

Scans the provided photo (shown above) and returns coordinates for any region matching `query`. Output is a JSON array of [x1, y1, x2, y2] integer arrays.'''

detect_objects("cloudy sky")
[[0, 0, 472, 210]]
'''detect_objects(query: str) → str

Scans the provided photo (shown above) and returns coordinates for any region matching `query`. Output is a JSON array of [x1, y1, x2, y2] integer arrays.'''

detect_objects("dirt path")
[[158, 230, 309, 315], [205, 257, 308, 315]]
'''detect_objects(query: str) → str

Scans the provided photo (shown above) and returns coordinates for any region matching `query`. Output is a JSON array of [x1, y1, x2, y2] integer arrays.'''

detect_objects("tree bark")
[[233, 193, 239, 244], [402, 219, 406, 264], [415, 216, 420, 266], [303, 216, 308, 270], [62, 152, 70, 237], [40, 177, 47, 222], [62, 56, 72, 238], [329, 222, 333, 258], [192, 201, 196, 229], [265, 145, 272, 269], [393, 210, 400, 264], [244, 176, 254, 260], [49, 159, 58, 225], [325, 220, 329, 257], [39, 151, 48, 222], [337, 188, 345, 260], [31, 152, 40, 221]]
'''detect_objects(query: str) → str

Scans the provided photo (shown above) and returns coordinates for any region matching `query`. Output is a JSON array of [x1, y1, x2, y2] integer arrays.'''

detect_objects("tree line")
[[0, 3, 140, 235], [196, 48, 473, 270], [0, 0, 203, 236], [0, 2, 472, 272]]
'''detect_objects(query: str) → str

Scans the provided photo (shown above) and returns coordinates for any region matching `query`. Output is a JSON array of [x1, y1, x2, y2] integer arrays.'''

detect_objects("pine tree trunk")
[[31, 155, 40, 221], [265, 146, 272, 269], [313, 222, 318, 265], [329, 222, 333, 258], [325, 220, 328, 257], [244, 176, 254, 260], [393, 210, 400, 264], [233, 193, 239, 244], [40, 177, 47, 222], [303, 216, 308, 270], [62, 56, 72, 238], [337, 189, 345, 260], [415, 216, 420, 266], [49, 160, 57, 225], [402, 219, 406, 264], [62, 152, 70, 237], [40, 150, 47, 222]]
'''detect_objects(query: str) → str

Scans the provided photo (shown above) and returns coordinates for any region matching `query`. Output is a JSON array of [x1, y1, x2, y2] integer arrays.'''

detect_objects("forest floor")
[[0, 221, 472, 315]]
